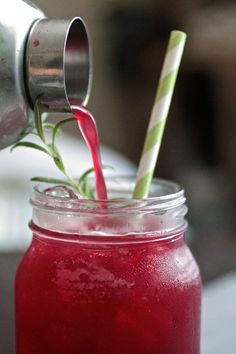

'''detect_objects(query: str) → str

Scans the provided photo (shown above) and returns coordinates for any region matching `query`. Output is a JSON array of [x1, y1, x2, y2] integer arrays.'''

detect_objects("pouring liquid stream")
[[71, 106, 108, 200]]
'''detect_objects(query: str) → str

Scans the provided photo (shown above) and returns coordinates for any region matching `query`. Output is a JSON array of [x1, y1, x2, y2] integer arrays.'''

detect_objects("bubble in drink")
[[44, 185, 79, 199]]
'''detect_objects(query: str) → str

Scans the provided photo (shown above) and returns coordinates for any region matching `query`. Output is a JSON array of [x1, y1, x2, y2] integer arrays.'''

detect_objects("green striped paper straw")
[[133, 30, 187, 198]]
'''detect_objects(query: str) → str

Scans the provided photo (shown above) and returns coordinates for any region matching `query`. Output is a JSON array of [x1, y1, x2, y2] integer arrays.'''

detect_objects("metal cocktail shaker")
[[0, 0, 92, 150]]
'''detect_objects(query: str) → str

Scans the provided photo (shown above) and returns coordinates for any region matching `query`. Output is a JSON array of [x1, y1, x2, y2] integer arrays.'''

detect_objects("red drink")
[[15, 177, 201, 354], [72, 106, 107, 200]]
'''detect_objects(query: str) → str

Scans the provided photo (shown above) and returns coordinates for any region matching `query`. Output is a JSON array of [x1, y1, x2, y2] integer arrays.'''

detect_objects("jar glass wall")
[[15, 177, 201, 354]]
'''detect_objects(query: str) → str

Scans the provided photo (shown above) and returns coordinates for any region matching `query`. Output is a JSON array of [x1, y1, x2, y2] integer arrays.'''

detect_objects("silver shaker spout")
[[0, 0, 92, 150], [26, 17, 92, 111]]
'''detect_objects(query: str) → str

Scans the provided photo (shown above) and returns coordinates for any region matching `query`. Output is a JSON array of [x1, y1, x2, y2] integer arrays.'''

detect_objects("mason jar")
[[15, 176, 201, 354]]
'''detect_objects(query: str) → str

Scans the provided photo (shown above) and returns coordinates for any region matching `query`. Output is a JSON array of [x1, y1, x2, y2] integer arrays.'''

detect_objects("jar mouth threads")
[[29, 221, 186, 245], [30, 177, 187, 237]]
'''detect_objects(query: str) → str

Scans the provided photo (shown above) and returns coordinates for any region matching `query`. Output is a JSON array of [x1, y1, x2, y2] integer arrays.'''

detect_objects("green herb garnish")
[[11, 98, 110, 198]]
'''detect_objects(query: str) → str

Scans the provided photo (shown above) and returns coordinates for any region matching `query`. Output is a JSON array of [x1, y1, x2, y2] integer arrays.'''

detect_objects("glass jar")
[[15, 177, 201, 354]]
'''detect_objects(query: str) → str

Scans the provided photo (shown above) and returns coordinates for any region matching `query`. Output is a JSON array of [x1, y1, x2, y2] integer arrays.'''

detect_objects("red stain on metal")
[[33, 39, 40, 47]]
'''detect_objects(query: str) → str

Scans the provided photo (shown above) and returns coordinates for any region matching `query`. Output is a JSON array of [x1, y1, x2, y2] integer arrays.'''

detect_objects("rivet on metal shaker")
[[0, 0, 92, 150]]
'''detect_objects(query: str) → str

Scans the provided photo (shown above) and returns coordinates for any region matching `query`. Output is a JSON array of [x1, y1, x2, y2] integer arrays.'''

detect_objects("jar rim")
[[30, 176, 186, 214]]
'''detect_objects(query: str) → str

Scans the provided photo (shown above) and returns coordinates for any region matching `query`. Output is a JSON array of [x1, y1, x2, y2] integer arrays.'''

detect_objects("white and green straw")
[[133, 30, 187, 198]]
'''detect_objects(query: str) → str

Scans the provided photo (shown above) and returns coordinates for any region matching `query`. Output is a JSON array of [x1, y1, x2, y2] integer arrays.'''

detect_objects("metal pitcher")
[[0, 0, 92, 150]]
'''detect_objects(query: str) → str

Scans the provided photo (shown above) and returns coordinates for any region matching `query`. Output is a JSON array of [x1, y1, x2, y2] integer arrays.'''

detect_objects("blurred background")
[[1, 0, 236, 353], [31, 0, 236, 282]]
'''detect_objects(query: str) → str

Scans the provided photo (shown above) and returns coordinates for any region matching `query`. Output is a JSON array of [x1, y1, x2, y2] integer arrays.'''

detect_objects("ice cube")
[[44, 185, 79, 199]]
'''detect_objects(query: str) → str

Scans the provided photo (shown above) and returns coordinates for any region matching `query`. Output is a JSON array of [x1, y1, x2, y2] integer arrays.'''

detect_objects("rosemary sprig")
[[10, 99, 108, 198]]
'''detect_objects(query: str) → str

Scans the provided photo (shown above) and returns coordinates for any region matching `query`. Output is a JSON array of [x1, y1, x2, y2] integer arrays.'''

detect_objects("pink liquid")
[[72, 106, 107, 200], [15, 226, 201, 354]]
